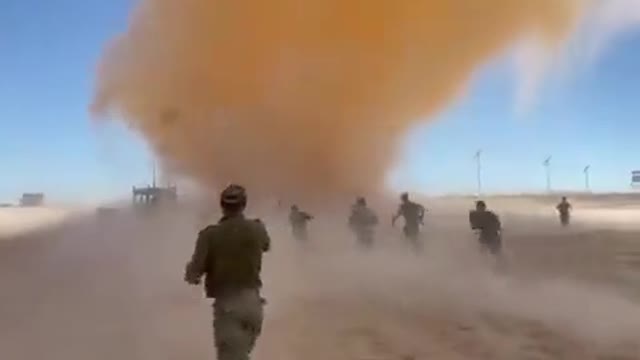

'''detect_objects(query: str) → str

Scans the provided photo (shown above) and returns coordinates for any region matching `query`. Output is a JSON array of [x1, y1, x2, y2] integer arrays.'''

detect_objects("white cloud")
[[512, 36, 556, 114], [512, 0, 640, 113], [584, 0, 640, 61]]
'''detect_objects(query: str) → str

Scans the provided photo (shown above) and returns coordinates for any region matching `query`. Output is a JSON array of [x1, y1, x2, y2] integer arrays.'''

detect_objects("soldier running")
[[289, 204, 313, 241], [392, 192, 426, 250], [556, 196, 572, 226], [348, 196, 379, 249], [469, 200, 502, 256], [184, 184, 270, 360]]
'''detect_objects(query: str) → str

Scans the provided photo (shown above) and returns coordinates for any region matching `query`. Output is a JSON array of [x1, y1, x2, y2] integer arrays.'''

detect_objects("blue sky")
[[1, 0, 639, 203], [393, 27, 640, 195]]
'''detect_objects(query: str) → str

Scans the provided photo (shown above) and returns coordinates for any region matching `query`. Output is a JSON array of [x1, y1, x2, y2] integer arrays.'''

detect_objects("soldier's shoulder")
[[198, 224, 219, 237], [199, 224, 217, 231], [247, 217, 268, 228]]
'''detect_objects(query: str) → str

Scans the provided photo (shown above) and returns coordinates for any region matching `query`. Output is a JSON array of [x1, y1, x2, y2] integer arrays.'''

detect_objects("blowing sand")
[[0, 207, 75, 239], [1, 198, 639, 359]]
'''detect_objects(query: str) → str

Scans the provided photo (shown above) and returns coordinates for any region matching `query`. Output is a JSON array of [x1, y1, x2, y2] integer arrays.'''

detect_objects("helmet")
[[220, 184, 247, 207], [475, 200, 486, 210], [400, 192, 409, 202], [356, 197, 366, 206], [291, 204, 299, 211]]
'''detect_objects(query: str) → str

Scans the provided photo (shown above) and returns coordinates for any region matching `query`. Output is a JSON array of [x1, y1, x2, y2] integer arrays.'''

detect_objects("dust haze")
[[2, 199, 640, 359], [91, 0, 581, 201]]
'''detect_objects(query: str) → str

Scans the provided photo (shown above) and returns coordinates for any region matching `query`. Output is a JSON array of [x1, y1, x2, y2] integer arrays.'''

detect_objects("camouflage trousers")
[[403, 224, 422, 251], [292, 226, 308, 242], [213, 289, 264, 360], [354, 229, 375, 249], [479, 234, 502, 255]]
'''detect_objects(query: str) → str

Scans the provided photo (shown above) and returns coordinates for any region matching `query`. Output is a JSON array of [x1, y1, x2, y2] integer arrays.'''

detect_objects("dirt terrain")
[[1, 197, 640, 359]]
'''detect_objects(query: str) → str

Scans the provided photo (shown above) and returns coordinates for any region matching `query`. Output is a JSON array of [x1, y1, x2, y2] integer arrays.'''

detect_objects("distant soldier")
[[556, 196, 572, 226], [348, 197, 379, 249], [392, 192, 426, 249], [184, 184, 270, 360], [469, 200, 502, 256], [289, 205, 313, 241]]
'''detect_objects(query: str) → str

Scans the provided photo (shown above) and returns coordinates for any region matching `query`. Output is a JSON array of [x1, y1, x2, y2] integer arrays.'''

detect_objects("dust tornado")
[[92, 0, 582, 200]]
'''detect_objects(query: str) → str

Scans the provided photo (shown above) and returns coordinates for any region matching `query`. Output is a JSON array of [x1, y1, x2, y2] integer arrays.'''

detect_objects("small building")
[[20, 193, 45, 207]]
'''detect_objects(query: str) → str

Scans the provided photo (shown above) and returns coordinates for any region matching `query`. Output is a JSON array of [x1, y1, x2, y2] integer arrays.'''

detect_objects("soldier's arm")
[[392, 207, 402, 226], [254, 219, 271, 252], [184, 227, 213, 285], [419, 204, 426, 220]]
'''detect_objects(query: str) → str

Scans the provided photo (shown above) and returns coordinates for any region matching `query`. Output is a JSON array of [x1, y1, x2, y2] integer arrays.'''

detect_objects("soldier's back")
[[557, 202, 570, 213], [480, 211, 501, 234], [203, 216, 269, 296], [290, 210, 310, 226], [350, 206, 375, 227], [401, 202, 421, 222]]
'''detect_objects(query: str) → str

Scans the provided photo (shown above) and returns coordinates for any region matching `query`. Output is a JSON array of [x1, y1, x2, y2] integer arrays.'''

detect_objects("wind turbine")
[[474, 149, 482, 197], [584, 165, 591, 192], [543, 156, 552, 193]]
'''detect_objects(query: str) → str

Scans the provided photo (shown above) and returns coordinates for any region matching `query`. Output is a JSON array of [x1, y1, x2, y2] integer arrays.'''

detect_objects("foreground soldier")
[[556, 196, 572, 226], [392, 192, 426, 249], [289, 205, 313, 241], [184, 184, 270, 360], [469, 200, 502, 255], [348, 197, 379, 249]]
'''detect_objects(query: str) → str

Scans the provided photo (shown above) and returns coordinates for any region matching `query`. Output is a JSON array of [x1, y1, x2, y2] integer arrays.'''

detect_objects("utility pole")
[[543, 156, 552, 193], [584, 165, 591, 192], [474, 149, 482, 197]]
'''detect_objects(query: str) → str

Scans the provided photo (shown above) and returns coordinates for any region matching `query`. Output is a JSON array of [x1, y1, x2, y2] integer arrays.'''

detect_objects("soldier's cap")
[[475, 200, 486, 208], [220, 184, 247, 205]]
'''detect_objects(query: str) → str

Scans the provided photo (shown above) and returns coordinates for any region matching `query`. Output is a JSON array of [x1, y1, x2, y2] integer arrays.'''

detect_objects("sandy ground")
[[1, 197, 640, 359]]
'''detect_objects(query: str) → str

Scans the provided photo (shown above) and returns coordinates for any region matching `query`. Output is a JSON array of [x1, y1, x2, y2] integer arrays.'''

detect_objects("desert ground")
[[1, 194, 640, 359]]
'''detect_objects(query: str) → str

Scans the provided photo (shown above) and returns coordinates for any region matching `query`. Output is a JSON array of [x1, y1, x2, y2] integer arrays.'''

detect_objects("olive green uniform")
[[556, 201, 572, 226], [393, 201, 425, 244], [288, 209, 312, 241], [348, 204, 379, 248], [185, 214, 270, 360], [469, 210, 502, 255]]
